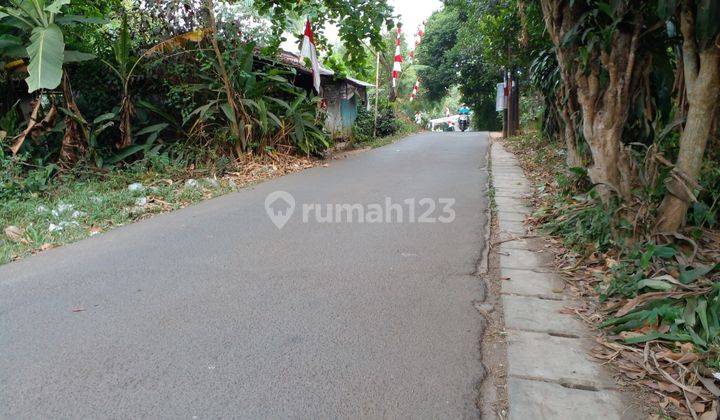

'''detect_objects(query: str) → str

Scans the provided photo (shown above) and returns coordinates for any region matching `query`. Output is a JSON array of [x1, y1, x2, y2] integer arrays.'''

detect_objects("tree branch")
[[680, 7, 699, 90]]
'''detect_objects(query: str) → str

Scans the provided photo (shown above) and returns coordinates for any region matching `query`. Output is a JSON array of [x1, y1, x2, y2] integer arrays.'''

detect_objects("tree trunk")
[[540, 0, 583, 168], [574, 13, 642, 203], [558, 88, 582, 168], [657, 9, 720, 231], [59, 72, 89, 169], [117, 94, 134, 149]]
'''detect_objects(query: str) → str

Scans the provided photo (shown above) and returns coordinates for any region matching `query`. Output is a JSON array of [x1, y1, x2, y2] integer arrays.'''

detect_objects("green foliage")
[[0, 0, 97, 92], [182, 41, 330, 156], [600, 245, 720, 351], [541, 192, 621, 255], [351, 103, 399, 144], [252, 0, 393, 69], [415, 7, 461, 102]]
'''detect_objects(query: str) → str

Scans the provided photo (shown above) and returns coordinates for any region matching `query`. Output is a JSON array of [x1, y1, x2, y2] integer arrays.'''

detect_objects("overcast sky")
[[282, 0, 443, 53], [390, 0, 443, 34]]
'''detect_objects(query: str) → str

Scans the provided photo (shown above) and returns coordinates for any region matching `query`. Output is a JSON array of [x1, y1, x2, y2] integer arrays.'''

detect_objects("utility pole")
[[502, 69, 508, 139], [374, 51, 380, 138]]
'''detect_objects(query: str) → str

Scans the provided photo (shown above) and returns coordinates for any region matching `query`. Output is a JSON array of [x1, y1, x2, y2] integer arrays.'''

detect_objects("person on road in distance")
[[457, 104, 471, 132]]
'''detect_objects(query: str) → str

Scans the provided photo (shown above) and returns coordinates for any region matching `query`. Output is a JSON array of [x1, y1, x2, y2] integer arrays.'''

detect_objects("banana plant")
[[102, 13, 205, 149], [0, 0, 96, 93]]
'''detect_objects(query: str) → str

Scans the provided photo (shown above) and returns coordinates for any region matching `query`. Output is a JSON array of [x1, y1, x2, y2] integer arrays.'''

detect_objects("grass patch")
[[1, 155, 316, 266]]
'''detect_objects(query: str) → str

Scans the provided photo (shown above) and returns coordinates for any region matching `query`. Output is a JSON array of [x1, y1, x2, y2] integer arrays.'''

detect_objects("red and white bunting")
[[392, 24, 402, 88], [410, 79, 420, 101], [408, 21, 426, 64]]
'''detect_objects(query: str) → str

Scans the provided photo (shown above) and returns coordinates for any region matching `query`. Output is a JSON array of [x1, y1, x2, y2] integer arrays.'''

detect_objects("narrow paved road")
[[1, 132, 490, 418]]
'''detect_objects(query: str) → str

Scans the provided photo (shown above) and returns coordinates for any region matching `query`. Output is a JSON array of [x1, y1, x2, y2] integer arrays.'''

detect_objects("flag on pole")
[[392, 24, 402, 89], [301, 19, 321, 94], [408, 22, 426, 64], [410, 79, 420, 101]]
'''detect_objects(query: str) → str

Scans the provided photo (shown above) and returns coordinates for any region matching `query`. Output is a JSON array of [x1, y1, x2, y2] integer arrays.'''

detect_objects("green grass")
[[0, 168, 236, 265]]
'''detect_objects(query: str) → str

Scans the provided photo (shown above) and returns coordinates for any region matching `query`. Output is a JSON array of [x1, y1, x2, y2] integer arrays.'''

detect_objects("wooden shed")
[[275, 51, 373, 140]]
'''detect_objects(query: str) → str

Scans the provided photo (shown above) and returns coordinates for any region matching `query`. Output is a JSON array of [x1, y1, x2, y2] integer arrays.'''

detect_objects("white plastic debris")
[[71, 210, 86, 219], [56, 203, 73, 213], [128, 182, 144, 192], [48, 223, 63, 232], [185, 179, 199, 188], [714, 372, 720, 381], [204, 178, 220, 188], [135, 197, 148, 207], [51, 202, 74, 217]]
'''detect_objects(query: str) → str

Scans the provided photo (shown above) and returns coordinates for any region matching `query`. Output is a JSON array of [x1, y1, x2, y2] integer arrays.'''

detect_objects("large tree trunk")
[[657, 9, 720, 231], [540, 0, 583, 168], [574, 13, 642, 203]]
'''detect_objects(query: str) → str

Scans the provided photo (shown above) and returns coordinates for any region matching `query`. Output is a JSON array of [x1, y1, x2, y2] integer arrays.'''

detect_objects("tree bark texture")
[[540, 0, 583, 168], [657, 8, 720, 231], [573, 10, 643, 202], [59, 72, 89, 170]]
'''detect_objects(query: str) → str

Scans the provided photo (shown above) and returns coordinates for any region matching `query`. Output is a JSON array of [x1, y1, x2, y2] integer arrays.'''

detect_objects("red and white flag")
[[301, 19, 321, 93], [410, 79, 420, 101], [392, 24, 402, 88], [408, 22, 426, 64]]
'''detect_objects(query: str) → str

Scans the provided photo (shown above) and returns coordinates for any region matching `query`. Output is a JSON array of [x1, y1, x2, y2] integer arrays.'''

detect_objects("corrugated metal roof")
[[345, 77, 375, 88]]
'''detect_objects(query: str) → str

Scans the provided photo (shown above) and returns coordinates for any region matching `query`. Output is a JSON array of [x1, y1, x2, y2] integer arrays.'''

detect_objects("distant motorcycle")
[[458, 115, 470, 132]]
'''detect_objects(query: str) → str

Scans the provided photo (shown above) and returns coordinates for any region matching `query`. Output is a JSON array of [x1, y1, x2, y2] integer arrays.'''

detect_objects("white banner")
[[496, 83, 507, 111]]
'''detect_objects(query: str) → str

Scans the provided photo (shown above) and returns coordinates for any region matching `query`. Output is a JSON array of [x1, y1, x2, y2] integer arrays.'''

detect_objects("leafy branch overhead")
[[0, 0, 99, 92]]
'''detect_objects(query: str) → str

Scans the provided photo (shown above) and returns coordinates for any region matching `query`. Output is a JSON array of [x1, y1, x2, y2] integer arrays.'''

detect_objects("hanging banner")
[[410, 79, 420, 101], [496, 82, 507, 111]]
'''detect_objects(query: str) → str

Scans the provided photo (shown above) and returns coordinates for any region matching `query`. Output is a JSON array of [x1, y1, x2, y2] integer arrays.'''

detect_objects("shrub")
[[352, 105, 399, 144]]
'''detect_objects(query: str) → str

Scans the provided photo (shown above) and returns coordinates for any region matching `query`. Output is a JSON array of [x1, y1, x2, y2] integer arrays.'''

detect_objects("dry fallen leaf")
[[40, 243, 55, 251]]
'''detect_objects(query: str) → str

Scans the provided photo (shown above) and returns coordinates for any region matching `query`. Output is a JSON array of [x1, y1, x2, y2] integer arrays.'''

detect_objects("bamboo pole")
[[374, 52, 381, 138]]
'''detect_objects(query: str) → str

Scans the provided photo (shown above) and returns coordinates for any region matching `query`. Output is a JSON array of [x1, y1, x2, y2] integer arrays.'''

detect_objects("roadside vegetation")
[[351, 102, 419, 149], [0, 0, 417, 264], [412, 0, 720, 417]]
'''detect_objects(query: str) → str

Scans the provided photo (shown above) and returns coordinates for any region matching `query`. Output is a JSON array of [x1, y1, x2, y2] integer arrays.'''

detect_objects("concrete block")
[[497, 211, 527, 223], [495, 196, 531, 214], [506, 330, 616, 389], [502, 295, 586, 337], [499, 248, 549, 271], [500, 268, 563, 296], [496, 237, 531, 250], [499, 219, 527, 235], [508, 378, 625, 420]]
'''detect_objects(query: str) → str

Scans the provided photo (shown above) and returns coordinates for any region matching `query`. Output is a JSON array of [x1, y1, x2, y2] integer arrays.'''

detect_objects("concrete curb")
[[490, 142, 632, 420]]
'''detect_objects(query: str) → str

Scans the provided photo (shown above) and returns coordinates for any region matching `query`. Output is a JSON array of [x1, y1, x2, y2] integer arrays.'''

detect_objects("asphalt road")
[[0, 131, 490, 419]]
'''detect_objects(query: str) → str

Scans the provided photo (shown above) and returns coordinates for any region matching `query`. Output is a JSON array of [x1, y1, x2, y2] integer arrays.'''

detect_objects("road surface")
[[0, 132, 490, 418]]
